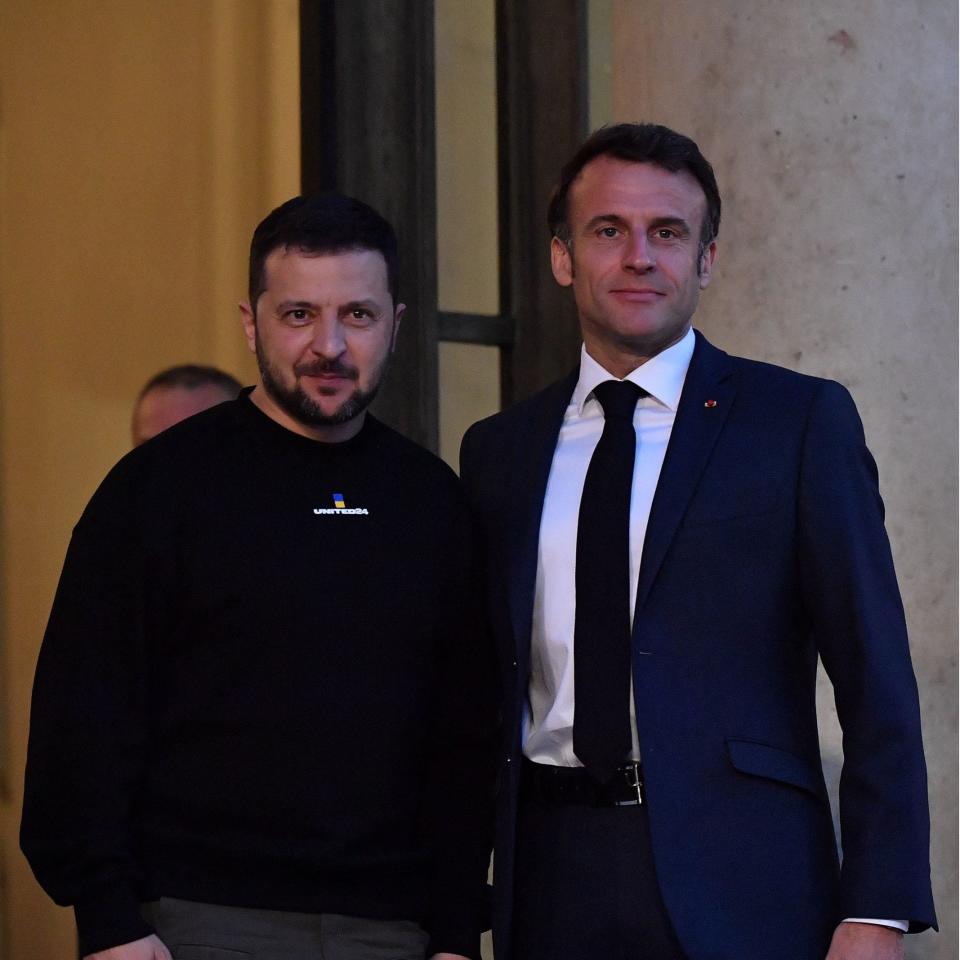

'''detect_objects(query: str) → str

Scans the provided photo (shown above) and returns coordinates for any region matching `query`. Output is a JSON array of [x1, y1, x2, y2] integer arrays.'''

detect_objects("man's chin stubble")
[[254, 332, 391, 430], [274, 384, 367, 428]]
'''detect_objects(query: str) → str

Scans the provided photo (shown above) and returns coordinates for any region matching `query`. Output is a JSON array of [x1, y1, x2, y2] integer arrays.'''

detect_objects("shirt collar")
[[572, 326, 696, 416]]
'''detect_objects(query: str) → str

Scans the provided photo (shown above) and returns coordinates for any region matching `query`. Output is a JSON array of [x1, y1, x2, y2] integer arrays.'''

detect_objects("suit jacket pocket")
[[681, 484, 784, 528], [726, 738, 823, 797], [173, 947, 251, 960]]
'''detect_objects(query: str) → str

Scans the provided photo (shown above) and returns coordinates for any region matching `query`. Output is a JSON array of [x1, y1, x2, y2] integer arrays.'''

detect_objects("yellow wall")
[[0, 2, 300, 955]]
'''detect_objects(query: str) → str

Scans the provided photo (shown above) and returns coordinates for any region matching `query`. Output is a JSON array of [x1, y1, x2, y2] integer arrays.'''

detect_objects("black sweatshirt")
[[21, 393, 497, 959]]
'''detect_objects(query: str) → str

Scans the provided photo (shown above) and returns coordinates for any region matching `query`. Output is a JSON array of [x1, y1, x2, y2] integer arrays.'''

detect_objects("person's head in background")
[[132, 364, 243, 446]]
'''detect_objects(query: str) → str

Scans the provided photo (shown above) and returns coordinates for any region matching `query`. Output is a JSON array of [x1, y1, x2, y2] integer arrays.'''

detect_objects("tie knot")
[[592, 380, 644, 421]]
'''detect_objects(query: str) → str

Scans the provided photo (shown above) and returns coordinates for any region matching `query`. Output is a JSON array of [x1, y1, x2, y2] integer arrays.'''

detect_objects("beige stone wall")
[[611, 2, 957, 956], [0, 2, 300, 955]]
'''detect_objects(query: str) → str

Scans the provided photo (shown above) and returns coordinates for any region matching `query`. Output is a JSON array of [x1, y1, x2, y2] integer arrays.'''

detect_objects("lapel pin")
[[704, 399, 718, 408]]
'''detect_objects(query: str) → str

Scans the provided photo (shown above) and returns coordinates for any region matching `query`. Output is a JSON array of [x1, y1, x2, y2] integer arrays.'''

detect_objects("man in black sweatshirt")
[[21, 195, 496, 960]]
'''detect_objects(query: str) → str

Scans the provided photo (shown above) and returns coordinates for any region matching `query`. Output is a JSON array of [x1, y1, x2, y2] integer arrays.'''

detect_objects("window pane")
[[435, 0, 501, 469], [439, 342, 500, 468]]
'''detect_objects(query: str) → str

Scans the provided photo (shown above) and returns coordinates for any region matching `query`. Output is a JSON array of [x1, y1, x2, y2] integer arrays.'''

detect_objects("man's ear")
[[550, 236, 574, 287], [699, 240, 718, 289], [391, 303, 406, 352], [239, 302, 256, 353]]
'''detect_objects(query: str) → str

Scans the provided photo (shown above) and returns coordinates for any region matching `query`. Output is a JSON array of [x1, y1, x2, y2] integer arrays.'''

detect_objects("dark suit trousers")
[[512, 789, 687, 960]]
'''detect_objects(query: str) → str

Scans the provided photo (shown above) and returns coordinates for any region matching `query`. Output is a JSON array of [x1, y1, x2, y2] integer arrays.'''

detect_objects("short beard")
[[254, 332, 390, 429]]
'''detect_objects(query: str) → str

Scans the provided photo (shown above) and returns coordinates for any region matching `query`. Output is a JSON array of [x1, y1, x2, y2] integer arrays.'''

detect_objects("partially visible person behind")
[[131, 364, 242, 445]]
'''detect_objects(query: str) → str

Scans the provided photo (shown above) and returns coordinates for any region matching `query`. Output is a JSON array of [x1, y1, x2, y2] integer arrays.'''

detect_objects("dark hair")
[[547, 123, 721, 247], [137, 364, 242, 401], [248, 194, 399, 311]]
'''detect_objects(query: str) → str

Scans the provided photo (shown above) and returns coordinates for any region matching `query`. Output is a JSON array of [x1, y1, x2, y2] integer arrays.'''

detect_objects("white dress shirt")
[[524, 327, 695, 765], [521, 326, 906, 934]]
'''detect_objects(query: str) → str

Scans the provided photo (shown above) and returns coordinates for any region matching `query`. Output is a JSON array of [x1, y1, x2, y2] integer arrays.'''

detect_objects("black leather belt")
[[520, 757, 645, 807]]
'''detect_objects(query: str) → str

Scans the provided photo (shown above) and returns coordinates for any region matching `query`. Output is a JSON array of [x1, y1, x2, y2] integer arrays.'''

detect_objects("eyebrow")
[[648, 216, 692, 234], [341, 299, 382, 313], [582, 213, 630, 233], [275, 300, 317, 312], [581, 214, 692, 234], [274, 298, 382, 313]]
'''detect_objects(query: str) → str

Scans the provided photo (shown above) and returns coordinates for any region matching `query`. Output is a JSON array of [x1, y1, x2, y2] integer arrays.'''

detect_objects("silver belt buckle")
[[614, 761, 643, 806]]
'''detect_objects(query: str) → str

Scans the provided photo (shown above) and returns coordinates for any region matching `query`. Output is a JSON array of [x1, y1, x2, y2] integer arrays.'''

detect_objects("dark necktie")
[[573, 379, 644, 783]]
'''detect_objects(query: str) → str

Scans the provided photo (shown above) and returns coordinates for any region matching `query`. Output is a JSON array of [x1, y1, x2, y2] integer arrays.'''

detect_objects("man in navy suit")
[[459, 124, 935, 960]]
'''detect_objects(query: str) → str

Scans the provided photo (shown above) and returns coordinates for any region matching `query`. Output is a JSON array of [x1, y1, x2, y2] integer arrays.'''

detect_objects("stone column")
[[610, 2, 957, 956]]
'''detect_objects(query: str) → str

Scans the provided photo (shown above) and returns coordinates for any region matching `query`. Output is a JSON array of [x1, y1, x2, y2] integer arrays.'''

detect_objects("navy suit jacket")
[[460, 331, 935, 960]]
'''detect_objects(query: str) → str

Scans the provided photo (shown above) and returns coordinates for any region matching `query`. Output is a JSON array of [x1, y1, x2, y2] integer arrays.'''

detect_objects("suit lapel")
[[506, 369, 578, 664], [634, 332, 736, 613]]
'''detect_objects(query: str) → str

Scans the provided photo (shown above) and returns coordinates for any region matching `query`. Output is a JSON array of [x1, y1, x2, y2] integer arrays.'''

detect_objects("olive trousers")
[[140, 896, 429, 960]]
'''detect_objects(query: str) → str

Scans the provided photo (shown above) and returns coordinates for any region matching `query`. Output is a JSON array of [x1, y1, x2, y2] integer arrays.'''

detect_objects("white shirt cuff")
[[842, 918, 909, 933]]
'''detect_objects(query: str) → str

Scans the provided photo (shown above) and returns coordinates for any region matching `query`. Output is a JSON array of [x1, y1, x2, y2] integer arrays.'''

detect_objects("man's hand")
[[84, 934, 173, 960], [429, 954, 472, 960], [825, 922, 904, 960]]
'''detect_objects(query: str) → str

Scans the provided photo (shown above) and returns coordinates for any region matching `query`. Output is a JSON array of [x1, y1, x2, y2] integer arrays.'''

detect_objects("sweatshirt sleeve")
[[421, 495, 500, 960], [20, 459, 157, 955]]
